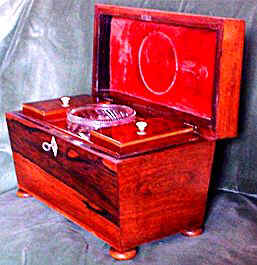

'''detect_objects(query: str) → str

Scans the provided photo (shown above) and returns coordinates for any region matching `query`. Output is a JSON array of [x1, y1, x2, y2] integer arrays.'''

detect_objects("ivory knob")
[[60, 96, 70, 107], [136, 121, 147, 135]]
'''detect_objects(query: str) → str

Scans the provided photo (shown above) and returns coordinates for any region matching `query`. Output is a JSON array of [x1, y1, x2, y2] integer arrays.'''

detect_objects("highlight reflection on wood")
[[109, 247, 137, 261], [16, 188, 32, 198]]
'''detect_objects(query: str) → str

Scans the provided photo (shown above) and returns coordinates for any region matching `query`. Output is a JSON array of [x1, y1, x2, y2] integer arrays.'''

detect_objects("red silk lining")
[[110, 17, 217, 119]]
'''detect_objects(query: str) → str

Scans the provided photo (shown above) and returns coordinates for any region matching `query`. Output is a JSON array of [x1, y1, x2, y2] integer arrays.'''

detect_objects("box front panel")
[[12, 151, 121, 249], [6, 113, 119, 226]]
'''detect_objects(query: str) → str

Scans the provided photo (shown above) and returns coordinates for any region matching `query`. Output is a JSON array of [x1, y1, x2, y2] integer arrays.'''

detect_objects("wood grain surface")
[[7, 113, 119, 226], [13, 152, 121, 249], [90, 117, 199, 155], [7, 111, 215, 254], [118, 140, 216, 249]]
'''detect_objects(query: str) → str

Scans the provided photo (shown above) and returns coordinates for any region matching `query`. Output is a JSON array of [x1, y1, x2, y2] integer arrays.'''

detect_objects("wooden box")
[[6, 4, 244, 260]]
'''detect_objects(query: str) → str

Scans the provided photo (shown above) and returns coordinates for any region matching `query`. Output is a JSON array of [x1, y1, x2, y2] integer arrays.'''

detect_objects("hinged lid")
[[93, 4, 245, 140]]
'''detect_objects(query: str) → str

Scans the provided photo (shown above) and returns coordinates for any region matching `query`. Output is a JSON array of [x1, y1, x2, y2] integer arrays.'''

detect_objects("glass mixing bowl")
[[67, 104, 136, 134]]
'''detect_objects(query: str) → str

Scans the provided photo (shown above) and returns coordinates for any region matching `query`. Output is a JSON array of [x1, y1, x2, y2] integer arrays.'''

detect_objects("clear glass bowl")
[[67, 104, 136, 134]]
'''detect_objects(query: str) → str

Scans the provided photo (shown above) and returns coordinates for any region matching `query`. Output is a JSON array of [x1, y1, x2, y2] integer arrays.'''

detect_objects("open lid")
[[93, 4, 245, 140]]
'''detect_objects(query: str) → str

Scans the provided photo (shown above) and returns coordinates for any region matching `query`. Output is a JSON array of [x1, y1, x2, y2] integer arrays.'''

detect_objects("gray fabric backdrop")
[[0, 0, 257, 196], [1, 189, 257, 265]]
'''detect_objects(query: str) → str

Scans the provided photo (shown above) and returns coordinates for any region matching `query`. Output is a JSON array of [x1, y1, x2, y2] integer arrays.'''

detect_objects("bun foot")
[[16, 188, 31, 198], [109, 247, 137, 260], [181, 228, 203, 237]]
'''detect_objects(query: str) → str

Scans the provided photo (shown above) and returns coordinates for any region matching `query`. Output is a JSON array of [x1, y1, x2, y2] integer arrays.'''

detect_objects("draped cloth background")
[[0, 0, 257, 264]]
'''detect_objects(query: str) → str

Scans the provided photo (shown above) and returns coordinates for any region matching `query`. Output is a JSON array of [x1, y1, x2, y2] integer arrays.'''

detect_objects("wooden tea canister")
[[6, 4, 244, 260]]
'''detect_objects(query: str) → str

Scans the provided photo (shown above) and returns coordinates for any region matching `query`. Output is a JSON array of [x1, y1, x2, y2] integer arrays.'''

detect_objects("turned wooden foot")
[[181, 227, 203, 237], [16, 188, 31, 198], [109, 247, 137, 260]]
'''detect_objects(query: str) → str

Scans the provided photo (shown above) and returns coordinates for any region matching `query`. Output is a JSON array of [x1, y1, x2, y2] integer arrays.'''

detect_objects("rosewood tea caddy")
[[6, 4, 244, 260]]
